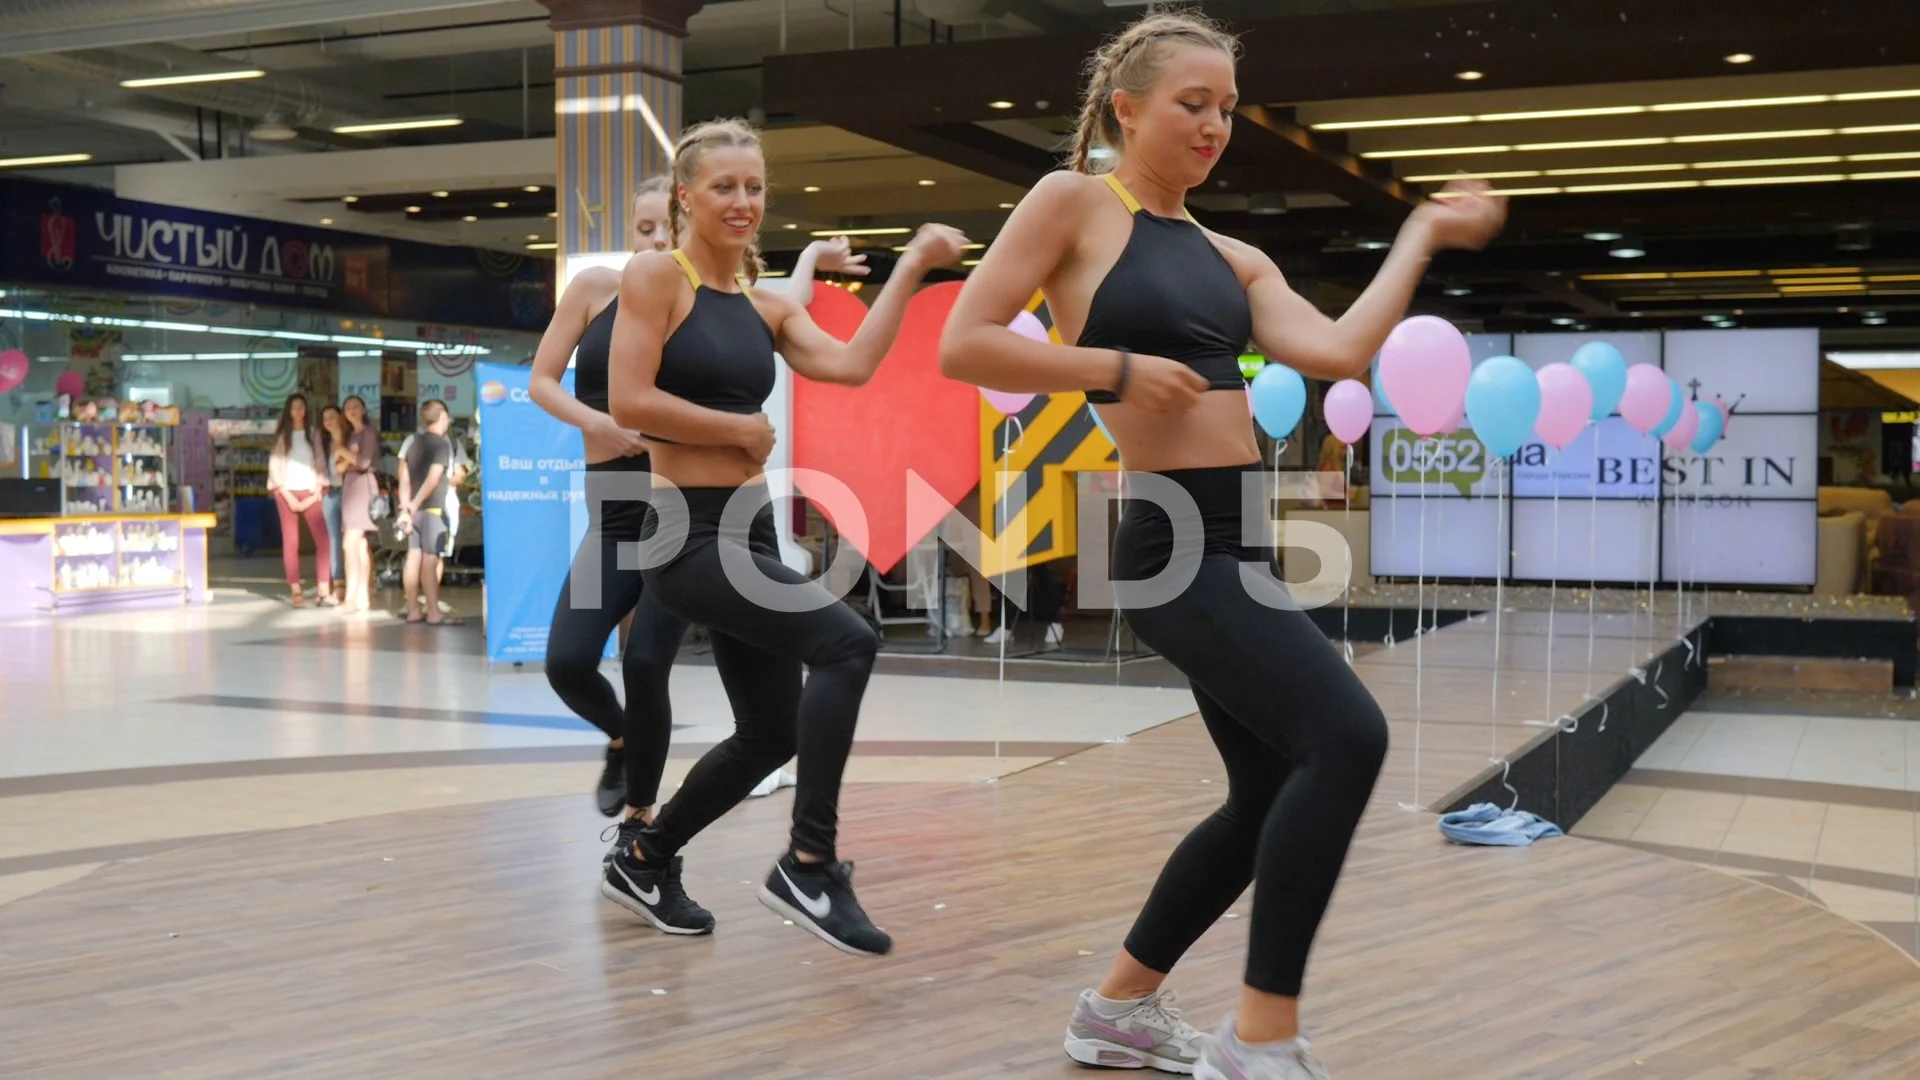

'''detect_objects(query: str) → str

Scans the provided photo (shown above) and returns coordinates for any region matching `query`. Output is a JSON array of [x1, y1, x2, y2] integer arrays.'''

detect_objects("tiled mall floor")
[[0, 586, 1200, 907], [1578, 707, 1920, 959]]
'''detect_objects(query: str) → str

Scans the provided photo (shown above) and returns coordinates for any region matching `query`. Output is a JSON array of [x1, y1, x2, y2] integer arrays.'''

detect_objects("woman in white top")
[[266, 392, 336, 607]]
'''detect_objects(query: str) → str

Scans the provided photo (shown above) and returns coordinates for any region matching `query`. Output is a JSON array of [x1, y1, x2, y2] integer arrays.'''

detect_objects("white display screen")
[[1369, 418, 1501, 498], [1513, 330, 1661, 372], [1369, 329, 1817, 587], [1511, 497, 1660, 583], [1662, 414, 1817, 501], [1662, 497, 1817, 586], [1663, 329, 1820, 415], [1370, 490, 1507, 579], [1511, 418, 1661, 500]]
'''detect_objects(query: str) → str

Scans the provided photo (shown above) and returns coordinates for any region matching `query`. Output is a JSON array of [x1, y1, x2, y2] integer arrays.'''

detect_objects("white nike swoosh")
[[617, 864, 661, 907], [777, 864, 831, 919]]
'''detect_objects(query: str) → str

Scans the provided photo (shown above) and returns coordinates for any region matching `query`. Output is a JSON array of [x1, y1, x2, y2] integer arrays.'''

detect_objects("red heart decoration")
[[792, 282, 980, 574]]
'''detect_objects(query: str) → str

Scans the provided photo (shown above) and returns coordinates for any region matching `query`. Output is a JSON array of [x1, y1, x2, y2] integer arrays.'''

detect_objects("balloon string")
[[1491, 461, 1506, 762], [1404, 436, 1429, 813], [1343, 444, 1354, 665], [995, 415, 1025, 687], [1385, 434, 1398, 649], [1586, 424, 1600, 696], [1547, 461, 1559, 725]]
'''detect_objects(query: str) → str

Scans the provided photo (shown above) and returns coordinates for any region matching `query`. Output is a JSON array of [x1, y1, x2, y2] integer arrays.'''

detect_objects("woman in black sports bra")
[[530, 177, 866, 827], [602, 118, 967, 955], [944, 12, 1505, 1079]]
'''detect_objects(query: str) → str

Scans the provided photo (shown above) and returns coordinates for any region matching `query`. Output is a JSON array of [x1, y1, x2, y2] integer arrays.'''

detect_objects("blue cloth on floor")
[[1438, 802, 1564, 847]]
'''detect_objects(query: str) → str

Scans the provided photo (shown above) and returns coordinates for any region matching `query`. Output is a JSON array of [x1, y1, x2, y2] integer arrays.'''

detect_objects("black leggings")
[[641, 485, 879, 861], [1114, 464, 1388, 997], [545, 457, 690, 808]]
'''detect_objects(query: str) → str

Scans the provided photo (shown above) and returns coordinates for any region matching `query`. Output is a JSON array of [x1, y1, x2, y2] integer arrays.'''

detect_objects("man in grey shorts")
[[397, 400, 460, 625]]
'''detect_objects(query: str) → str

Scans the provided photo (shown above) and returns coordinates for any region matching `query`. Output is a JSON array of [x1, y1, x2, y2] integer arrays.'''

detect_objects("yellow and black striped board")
[[977, 293, 1121, 578]]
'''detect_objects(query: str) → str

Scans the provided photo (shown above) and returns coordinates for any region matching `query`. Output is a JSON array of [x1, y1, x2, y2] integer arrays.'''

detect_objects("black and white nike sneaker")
[[600, 816, 648, 870], [757, 853, 892, 957], [601, 846, 715, 935], [595, 744, 626, 818]]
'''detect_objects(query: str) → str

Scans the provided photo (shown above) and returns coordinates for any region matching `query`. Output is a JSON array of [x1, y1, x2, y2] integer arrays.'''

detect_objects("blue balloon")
[[1370, 355, 1396, 417], [1650, 378, 1685, 438], [1570, 342, 1627, 421], [1689, 400, 1724, 453], [1250, 363, 1307, 439], [1087, 403, 1114, 443], [1464, 355, 1542, 460]]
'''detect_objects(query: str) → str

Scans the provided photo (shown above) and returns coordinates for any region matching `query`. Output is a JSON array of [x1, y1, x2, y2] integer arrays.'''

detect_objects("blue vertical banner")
[[476, 362, 583, 664]]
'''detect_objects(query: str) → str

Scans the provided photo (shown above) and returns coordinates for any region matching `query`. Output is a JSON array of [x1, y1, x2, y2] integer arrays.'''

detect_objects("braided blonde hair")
[[629, 174, 671, 252], [667, 118, 765, 284], [1069, 7, 1239, 174]]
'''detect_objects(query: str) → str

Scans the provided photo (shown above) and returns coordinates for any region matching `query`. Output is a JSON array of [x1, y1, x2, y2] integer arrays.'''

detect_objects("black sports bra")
[[646, 249, 777, 443], [1079, 174, 1252, 405], [573, 297, 618, 414]]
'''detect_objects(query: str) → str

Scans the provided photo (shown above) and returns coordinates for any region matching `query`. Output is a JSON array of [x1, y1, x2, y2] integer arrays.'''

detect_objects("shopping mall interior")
[[7, 1, 1920, 1076]]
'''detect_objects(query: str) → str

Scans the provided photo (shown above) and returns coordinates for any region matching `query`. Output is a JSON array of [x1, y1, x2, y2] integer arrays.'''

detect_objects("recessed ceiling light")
[[434, 190, 450, 198], [1864, 316, 1889, 325], [405, 205, 422, 213], [342, 195, 359, 203], [1455, 70, 1485, 81], [999, 202, 1016, 209], [917, 179, 937, 186], [1609, 244, 1648, 259], [803, 185, 822, 193], [1442, 285, 1472, 296], [525, 233, 540, 241], [1552, 317, 1577, 325], [492, 201, 510, 208], [1724, 53, 1755, 65], [527, 242, 557, 251], [1356, 240, 1391, 251], [1584, 231, 1624, 242], [523, 185, 542, 193], [462, 215, 477, 222], [547, 211, 558, 218], [320, 217, 334, 225], [988, 100, 1014, 110], [783, 223, 798, 230]]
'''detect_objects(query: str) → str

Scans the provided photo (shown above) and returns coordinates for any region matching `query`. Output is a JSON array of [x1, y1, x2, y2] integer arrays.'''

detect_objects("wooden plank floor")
[[5, 613, 1919, 1077]]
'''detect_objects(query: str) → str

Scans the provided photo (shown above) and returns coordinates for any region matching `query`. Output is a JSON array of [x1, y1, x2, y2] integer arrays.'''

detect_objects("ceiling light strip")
[[0, 307, 487, 353], [1314, 87, 1920, 132]]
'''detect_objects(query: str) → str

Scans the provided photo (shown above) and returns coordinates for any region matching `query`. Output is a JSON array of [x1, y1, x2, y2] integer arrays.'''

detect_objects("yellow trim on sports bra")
[[669, 249, 703, 290], [1100, 172, 1201, 226], [669, 248, 755, 292]]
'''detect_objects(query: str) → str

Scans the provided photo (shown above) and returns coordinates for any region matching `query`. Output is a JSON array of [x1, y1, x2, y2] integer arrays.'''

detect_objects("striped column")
[[545, 1, 702, 259]]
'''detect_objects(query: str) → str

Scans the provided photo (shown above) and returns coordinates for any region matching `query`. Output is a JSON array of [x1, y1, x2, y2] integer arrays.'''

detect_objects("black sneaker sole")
[[756, 885, 889, 957], [599, 878, 714, 936]]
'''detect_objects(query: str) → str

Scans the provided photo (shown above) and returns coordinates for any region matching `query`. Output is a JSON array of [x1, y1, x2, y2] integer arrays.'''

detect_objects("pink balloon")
[[1377, 315, 1470, 436], [1662, 398, 1701, 449], [0, 349, 26, 395], [55, 370, 84, 398], [1437, 399, 1466, 434], [1533, 362, 1594, 450], [1008, 310, 1050, 343], [980, 387, 1036, 415], [1618, 363, 1670, 434], [1323, 379, 1373, 445]]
